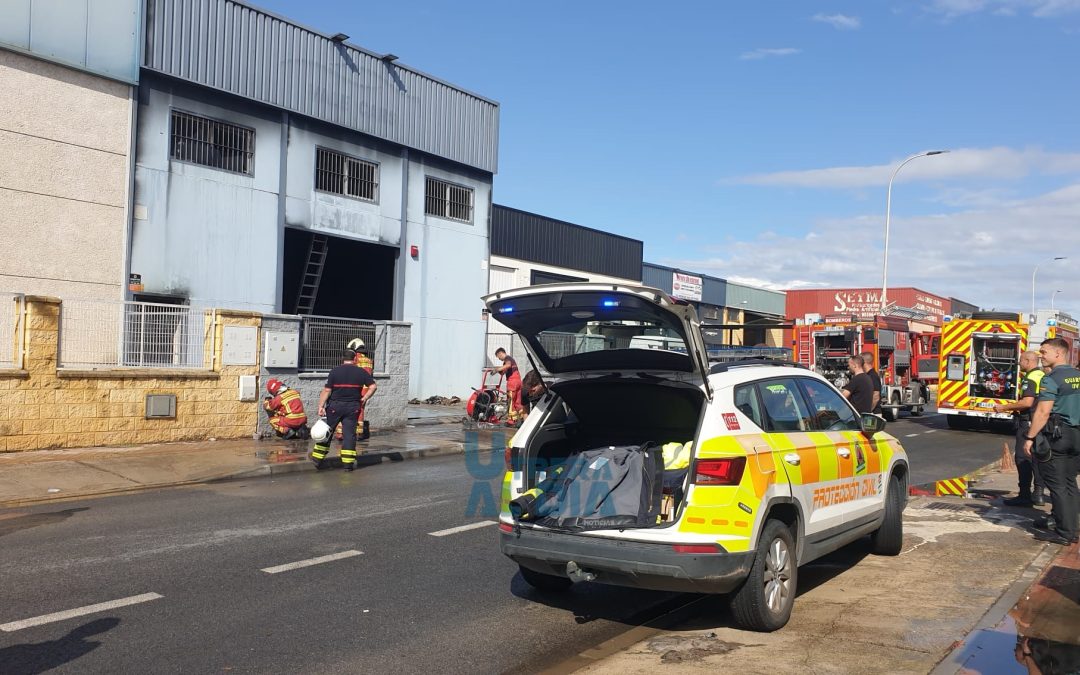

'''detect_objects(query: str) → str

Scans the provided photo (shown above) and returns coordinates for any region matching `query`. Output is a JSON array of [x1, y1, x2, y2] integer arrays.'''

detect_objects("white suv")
[[486, 283, 909, 631]]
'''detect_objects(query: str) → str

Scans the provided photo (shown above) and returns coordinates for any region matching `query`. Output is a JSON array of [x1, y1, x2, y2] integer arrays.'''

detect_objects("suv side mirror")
[[861, 413, 887, 435]]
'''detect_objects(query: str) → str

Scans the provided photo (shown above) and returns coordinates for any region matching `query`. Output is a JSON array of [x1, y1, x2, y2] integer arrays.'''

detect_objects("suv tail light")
[[505, 444, 516, 472], [693, 457, 746, 486]]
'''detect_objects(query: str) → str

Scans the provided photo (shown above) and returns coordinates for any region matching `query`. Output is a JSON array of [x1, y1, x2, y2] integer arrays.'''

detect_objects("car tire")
[[910, 406, 923, 417], [518, 565, 572, 592], [870, 474, 904, 556], [729, 519, 797, 632]]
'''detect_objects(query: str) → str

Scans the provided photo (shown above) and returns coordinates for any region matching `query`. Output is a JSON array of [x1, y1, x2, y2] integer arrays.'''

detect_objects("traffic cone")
[[1000, 441, 1016, 472]]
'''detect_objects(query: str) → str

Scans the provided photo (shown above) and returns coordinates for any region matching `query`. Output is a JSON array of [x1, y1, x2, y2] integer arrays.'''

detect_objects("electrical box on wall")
[[222, 326, 258, 366], [145, 394, 176, 419], [264, 331, 299, 368], [238, 375, 257, 401]]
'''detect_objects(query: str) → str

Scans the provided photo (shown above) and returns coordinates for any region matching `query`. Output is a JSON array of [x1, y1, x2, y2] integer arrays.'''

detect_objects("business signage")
[[671, 272, 703, 302]]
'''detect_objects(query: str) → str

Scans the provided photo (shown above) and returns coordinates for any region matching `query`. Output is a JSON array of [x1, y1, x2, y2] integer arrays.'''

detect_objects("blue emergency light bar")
[[602, 300, 620, 308], [499, 306, 514, 314]]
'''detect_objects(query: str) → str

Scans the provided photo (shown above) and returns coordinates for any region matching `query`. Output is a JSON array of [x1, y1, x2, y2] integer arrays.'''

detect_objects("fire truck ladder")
[[798, 332, 812, 367], [295, 234, 328, 315]]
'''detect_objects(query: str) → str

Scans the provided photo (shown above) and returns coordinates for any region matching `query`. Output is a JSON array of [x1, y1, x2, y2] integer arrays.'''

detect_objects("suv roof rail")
[[708, 359, 806, 374]]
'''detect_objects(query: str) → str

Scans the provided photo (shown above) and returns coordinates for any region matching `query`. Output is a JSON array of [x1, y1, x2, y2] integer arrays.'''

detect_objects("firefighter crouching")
[[263, 378, 309, 439]]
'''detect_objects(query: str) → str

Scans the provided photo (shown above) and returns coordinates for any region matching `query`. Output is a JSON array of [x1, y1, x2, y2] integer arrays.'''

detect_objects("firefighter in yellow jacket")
[[263, 378, 309, 439], [335, 337, 374, 441]]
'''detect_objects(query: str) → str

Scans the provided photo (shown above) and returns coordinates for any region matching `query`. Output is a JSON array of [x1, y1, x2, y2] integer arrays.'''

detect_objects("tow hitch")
[[566, 561, 596, 584]]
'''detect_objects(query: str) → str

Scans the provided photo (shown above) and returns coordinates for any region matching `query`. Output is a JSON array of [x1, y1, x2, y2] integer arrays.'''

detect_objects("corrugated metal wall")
[[143, 0, 499, 173], [492, 206, 643, 281], [641, 263, 672, 293], [726, 282, 785, 316]]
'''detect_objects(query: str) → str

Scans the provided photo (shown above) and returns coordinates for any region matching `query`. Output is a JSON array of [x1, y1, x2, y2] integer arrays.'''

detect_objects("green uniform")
[[1037, 364, 1080, 540], [1039, 365, 1080, 425]]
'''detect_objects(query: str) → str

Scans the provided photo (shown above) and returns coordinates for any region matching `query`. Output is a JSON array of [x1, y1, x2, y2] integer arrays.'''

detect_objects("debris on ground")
[[646, 633, 757, 664], [408, 396, 462, 406]]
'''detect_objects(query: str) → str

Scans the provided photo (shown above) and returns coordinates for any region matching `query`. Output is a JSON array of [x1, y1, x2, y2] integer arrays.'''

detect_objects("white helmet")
[[347, 337, 366, 352], [310, 418, 331, 444]]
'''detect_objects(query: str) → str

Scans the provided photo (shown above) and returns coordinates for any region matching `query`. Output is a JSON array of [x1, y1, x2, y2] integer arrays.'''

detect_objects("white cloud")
[[659, 182, 1080, 313], [812, 13, 862, 29], [730, 147, 1080, 189], [738, 47, 801, 61], [927, 0, 1080, 18]]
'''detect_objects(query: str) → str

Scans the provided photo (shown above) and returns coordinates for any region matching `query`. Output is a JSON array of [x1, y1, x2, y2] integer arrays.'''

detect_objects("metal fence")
[[59, 299, 215, 369], [300, 315, 386, 373], [0, 293, 24, 369], [484, 332, 606, 367]]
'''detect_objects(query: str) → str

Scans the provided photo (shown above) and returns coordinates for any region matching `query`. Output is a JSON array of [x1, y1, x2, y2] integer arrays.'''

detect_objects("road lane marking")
[[428, 521, 498, 537], [925, 430, 937, 434], [906, 433, 920, 438], [260, 550, 363, 574], [1, 593, 163, 632]]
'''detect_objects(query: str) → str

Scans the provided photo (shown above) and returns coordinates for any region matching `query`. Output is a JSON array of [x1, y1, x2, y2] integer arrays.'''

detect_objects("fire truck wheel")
[[910, 406, 923, 417]]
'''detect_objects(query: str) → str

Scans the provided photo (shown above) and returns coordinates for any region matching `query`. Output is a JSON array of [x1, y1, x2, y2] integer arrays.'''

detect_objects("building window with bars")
[[169, 110, 255, 175], [425, 177, 473, 223], [314, 148, 379, 202]]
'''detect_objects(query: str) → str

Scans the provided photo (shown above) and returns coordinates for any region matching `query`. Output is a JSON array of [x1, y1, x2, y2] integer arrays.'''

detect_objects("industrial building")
[[641, 263, 787, 347], [485, 205, 644, 363], [784, 287, 975, 332], [0, 0, 141, 301]]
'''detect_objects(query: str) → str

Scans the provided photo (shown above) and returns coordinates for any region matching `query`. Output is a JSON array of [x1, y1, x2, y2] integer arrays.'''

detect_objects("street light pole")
[[1051, 289, 1064, 312], [881, 150, 949, 313], [1031, 257, 1066, 322]]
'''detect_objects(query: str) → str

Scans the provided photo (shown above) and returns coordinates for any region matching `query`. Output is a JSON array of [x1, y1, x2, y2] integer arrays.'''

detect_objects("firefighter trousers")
[[312, 401, 361, 468]]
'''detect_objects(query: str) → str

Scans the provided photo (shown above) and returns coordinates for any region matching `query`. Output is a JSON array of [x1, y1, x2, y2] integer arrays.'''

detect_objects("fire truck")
[[912, 332, 941, 387], [791, 315, 932, 421], [937, 312, 1027, 429]]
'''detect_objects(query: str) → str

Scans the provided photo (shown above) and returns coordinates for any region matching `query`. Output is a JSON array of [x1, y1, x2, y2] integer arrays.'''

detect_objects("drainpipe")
[[394, 148, 409, 321], [275, 111, 289, 313]]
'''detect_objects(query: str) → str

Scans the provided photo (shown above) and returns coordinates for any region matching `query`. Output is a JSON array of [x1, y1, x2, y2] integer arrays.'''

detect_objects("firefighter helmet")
[[266, 378, 284, 395], [310, 418, 331, 444], [347, 337, 366, 353]]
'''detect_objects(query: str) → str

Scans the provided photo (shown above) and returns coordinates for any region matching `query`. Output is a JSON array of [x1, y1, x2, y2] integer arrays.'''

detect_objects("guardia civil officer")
[[994, 351, 1046, 506], [1022, 338, 1080, 545], [310, 346, 377, 471]]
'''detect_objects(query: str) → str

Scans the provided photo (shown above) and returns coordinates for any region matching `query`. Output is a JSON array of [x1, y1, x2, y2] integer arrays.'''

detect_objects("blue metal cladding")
[[0, 0, 141, 83], [142, 0, 499, 173], [492, 206, 643, 281], [642, 262, 785, 315]]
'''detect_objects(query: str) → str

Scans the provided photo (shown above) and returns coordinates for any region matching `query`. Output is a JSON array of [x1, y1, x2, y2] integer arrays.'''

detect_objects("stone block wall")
[[0, 298, 260, 452], [257, 318, 412, 437]]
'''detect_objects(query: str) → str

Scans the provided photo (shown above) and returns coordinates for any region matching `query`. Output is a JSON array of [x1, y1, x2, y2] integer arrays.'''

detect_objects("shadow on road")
[[0, 507, 89, 538], [0, 617, 119, 675], [510, 538, 872, 632]]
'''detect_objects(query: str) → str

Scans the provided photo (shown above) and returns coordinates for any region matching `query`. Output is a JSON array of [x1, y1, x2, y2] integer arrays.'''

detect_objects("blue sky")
[[258, 0, 1080, 314]]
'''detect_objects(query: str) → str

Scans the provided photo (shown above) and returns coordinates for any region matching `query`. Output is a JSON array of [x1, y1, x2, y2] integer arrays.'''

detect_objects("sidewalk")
[[561, 465, 1077, 675], [0, 403, 501, 508]]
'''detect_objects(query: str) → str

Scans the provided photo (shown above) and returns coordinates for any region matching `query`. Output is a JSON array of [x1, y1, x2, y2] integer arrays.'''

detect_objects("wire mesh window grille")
[[315, 148, 378, 202], [0, 293, 24, 369], [300, 316, 384, 373], [170, 110, 254, 175], [59, 299, 213, 370], [425, 177, 473, 223]]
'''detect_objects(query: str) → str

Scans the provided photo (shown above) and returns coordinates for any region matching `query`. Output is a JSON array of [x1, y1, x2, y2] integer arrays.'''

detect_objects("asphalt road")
[[0, 415, 1006, 674]]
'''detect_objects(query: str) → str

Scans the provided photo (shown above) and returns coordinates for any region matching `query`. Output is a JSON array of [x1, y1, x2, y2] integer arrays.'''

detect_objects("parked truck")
[[791, 315, 933, 421], [936, 312, 1027, 430]]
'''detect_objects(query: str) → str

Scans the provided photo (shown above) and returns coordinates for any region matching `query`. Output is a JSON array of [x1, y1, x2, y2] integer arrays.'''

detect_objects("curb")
[[0, 436, 494, 509], [928, 544, 1055, 675]]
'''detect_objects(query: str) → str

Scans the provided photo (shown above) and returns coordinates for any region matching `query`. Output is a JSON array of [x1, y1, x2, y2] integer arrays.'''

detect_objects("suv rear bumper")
[[501, 527, 755, 594]]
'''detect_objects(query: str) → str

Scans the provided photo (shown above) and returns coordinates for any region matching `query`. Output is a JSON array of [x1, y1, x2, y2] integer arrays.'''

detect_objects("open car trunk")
[[514, 377, 704, 531]]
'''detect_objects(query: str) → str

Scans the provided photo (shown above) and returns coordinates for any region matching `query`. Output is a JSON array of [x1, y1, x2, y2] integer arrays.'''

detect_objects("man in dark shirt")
[[842, 355, 874, 414], [520, 369, 547, 416], [861, 351, 883, 414], [310, 348, 377, 471]]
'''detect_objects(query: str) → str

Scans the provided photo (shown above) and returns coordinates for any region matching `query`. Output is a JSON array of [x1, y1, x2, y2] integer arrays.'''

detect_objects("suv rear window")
[[734, 384, 764, 429]]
